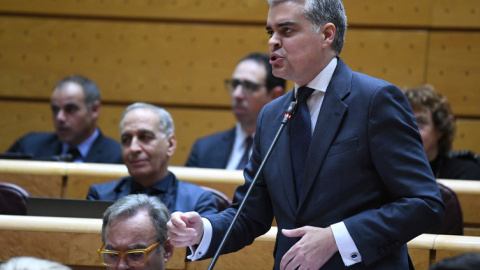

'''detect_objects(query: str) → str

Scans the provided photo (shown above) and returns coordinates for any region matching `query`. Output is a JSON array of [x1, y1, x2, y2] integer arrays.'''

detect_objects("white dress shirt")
[[225, 124, 254, 170]]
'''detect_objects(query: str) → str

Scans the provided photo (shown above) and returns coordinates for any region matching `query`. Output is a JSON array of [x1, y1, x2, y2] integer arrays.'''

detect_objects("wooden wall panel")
[[0, 0, 479, 166], [454, 119, 480, 154], [342, 29, 428, 88], [426, 32, 480, 117], [431, 0, 480, 29], [343, 0, 432, 27], [0, 16, 270, 106], [0, 0, 270, 23]]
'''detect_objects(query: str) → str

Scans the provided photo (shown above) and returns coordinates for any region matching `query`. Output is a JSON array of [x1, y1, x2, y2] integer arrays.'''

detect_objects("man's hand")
[[167, 211, 204, 247], [280, 226, 338, 270]]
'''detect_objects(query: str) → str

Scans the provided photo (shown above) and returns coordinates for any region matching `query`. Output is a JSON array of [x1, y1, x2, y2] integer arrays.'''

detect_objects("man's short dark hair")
[[54, 75, 101, 110], [238, 52, 286, 93]]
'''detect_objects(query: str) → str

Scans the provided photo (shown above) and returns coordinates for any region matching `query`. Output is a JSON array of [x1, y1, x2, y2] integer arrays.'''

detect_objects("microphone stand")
[[208, 101, 297, 270]]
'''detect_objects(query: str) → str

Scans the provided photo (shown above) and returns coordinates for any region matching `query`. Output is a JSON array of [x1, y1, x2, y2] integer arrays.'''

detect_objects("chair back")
[[200, 186, 232, 212], [425, 182, 463, 235], [0, 182, 30, 215]]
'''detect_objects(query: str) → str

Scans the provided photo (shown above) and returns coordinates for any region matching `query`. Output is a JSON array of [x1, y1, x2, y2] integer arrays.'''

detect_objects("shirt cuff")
[[187, 217, 213, 261], [331, 221, 362, 266]]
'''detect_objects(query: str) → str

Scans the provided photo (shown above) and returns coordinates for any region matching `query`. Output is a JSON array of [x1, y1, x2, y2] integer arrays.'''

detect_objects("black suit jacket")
[[185, 128, 236, 169], [7, 130, 123, 164], [203, 58, 445, 269]]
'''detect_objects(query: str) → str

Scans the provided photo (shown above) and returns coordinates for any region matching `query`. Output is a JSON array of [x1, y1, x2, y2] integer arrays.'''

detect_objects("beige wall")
[[0, 0, 479, 165]]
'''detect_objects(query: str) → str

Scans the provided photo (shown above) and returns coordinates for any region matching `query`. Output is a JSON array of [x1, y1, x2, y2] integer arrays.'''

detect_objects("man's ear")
[[321, 22, 336, 48], [163, 239, 174, 262], [90, 101, 101, 120], [166, 134, 177, 157]]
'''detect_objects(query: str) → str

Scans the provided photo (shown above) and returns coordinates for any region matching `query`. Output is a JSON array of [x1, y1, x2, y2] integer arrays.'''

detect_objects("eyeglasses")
[[97, 242, 160, 267], [225, 79, 265, 95]]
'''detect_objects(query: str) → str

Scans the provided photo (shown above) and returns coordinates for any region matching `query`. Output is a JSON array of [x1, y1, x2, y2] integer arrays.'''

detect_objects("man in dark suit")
[[185, 52, 285, 170], [7, 75, 122, 164], [87, 103, 218, 216], [167, 0, 445, 269]]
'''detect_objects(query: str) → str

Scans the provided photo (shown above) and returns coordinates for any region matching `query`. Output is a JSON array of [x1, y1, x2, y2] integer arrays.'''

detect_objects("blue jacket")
[[185, 128, 236, 169], [203, 58, 445, 269], [7, 130, 122, 164], [86, 172, 218, 216]]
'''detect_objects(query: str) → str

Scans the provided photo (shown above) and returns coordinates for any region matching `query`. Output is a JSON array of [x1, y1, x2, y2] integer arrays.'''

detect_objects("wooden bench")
[[2, 159, 480, 236], [1, 215, 480, 270]]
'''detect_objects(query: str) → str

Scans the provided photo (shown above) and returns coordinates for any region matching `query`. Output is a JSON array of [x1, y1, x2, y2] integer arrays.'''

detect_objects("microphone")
[[208, 101, 297, 270]]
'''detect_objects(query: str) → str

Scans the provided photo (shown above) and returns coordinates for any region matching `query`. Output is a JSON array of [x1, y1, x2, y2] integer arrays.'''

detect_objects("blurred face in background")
[[414, 108, 443, 161], [230, 60, 275, 133], [50, 82, 99, 145], [120, 108, 176, 186]]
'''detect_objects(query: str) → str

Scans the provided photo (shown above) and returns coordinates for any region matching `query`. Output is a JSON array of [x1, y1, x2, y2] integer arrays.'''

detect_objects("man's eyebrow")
[[266, 21, 297, 31]]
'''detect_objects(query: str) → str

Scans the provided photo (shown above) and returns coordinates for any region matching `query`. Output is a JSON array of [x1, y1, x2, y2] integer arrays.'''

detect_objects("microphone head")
[[286, 101, 297, 116]]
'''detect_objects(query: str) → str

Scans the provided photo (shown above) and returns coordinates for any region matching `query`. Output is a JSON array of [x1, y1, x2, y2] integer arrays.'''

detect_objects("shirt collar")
[[61, 128, 100, 158], [235, 123, 254, 142], [130, 171, 174, 194], [294, 57, 337, 96]]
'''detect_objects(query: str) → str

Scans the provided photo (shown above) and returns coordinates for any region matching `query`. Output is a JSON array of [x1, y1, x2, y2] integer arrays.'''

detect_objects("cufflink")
[[350, 252, 359, 260]]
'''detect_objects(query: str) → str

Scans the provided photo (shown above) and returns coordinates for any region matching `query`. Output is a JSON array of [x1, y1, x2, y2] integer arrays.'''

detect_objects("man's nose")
[[55, 109, 66, 121], [232, 83, 245, 98], [129, 137, 142, 152], [268, 32, 281, 51], [116, 257, 130, 270]]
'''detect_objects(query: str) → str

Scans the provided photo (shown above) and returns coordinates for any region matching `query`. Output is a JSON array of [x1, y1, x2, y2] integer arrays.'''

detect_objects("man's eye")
[[121, 137, 131, 145], [267, 30, 273, 37], [64, 104, 79, 113], [243, 81, 255, 90], [105, 253, 119, 260]]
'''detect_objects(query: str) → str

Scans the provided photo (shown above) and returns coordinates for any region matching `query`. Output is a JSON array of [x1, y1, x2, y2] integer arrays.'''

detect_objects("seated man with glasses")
[[97, 194, 173, 269], [185, 52, 285, 170]]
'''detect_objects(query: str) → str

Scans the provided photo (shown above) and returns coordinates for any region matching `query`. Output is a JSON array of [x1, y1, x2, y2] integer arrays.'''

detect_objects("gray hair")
[[54, 75, 101, 110], [101, 194, 171, 245], [267, 0, 347, 55], [0, 256, 72, 270], [120, 102, 175, 137]]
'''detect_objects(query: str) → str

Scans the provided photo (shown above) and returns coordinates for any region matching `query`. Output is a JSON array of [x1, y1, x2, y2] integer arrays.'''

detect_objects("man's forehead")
[[51, 86, 85, 103]]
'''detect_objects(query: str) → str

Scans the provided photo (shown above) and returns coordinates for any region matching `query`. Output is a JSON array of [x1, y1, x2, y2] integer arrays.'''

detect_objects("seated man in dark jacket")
[[7, 75, 122, 164], [87, 102, 218, 216]]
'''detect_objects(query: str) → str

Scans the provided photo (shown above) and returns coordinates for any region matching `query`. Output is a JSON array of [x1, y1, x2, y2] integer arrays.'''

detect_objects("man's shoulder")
[[9, 131, 59, 152], [175, 178, 211, 196], [197, 128, 235, 142], [95, 130, 121, 147], [17, 131, 58, 143], [89, 177, 129, 192], [191, 127, 236, 149]]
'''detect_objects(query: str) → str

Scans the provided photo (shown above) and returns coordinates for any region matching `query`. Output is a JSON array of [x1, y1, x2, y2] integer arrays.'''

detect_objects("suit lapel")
[[298, 59, 352, 210], [218, 128, 236, 168], [275, 91, 299, 213]]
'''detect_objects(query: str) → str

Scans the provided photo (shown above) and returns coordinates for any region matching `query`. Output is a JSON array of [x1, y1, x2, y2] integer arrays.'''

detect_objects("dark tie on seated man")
[[97, 194, 174, 270], [86, 102, 218, 216], [6, 74, 123, 164], [185, 52, 285, 170]]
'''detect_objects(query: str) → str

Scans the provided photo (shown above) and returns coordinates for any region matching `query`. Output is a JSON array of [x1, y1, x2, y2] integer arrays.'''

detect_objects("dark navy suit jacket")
[[7, 130, 123, 164], [185, 128, 236, 169], [86, 172, 218, 216], [202, 58, 445, 269]]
